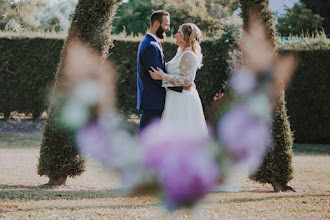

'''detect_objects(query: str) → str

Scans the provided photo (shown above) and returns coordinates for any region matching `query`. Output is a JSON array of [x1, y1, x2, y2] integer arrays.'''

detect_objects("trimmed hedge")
[[111, 37, 234, 113], [284, 50, 330, 143], [0, 36, 329, 143], [0, 36, 232, 117], [0, 37, 61, 119]]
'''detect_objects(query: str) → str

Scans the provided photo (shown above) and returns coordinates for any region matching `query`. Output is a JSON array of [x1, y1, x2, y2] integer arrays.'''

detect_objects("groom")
[[136, 10, 183, 133]]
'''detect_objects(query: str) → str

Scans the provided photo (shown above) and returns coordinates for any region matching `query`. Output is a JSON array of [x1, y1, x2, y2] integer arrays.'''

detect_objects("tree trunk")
[[4, 111, 10, 120], [47, 176, 68, 186], [32, 111, 40, 121]]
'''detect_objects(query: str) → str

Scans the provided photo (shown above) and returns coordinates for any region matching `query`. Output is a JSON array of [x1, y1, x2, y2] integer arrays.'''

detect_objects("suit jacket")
[[136, 34, 182, 110]]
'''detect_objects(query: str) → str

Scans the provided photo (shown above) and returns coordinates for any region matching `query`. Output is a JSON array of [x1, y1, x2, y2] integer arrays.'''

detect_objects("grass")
[[0, 134, 329, 219], [277, 30, 330, 51], [293, 144, 330, 155], [0, 134, 42, 149]]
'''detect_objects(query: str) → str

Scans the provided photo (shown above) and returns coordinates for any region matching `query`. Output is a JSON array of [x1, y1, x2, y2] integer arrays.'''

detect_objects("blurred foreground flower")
[[60, 38, 117, 113], [238, 13, 297, 101], [76, 114, 145, 190], [229, 69, 257, 95], [139, 121, 219, 210], [61, 80, 100, 129], [217, 103, 272, 172], [214, 13, 297, 174], [56, 13, 297, 211], [76, 118, 111, 164], [58, 38, 117, 129]]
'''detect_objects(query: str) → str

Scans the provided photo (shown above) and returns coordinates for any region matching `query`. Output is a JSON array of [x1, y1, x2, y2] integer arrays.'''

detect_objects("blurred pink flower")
[[76, 119, 111, 164], [76, 115, 145, 189], [139, 121, 219, 209], [217, 104, 272, 171], [229, 69, 258, 95]]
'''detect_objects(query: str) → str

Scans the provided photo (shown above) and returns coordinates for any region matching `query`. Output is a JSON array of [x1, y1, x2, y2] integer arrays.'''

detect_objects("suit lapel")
[[147, 34, 164, 56], [146, 35, 164, 70]]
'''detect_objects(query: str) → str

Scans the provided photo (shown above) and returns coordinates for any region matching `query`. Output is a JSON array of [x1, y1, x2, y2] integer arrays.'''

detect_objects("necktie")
[[158, 41, 162, 50]]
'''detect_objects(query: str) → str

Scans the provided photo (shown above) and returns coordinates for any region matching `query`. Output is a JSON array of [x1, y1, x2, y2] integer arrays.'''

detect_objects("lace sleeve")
[[162, 52, 197, 87]]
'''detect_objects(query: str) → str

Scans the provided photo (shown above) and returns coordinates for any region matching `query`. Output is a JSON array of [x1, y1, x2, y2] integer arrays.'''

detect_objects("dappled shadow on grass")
[[0, 184, 126, 201], [0, 202, 163, 214], [0, 188, 328, 214], [205, 194, 329, 205], [1, 184, 328, 204]]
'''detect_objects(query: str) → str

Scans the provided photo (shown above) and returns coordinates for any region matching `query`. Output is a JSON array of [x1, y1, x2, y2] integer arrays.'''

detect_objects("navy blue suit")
[[137, 34, 182, 133]]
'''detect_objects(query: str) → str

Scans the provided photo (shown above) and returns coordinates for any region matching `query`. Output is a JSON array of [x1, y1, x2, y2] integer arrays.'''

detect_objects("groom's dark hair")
[[150, 10, 169, 26]]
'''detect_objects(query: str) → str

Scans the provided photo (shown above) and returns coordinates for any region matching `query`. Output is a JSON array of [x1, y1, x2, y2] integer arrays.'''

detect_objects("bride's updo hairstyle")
[[178, 23, 203, 68]]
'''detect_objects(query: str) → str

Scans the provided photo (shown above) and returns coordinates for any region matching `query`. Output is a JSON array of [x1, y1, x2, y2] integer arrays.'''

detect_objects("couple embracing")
[[137, 10, 208, 136]]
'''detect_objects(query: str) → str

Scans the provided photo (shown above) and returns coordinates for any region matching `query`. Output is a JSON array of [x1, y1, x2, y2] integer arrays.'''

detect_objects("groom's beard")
[[156, 26, 166, 39]]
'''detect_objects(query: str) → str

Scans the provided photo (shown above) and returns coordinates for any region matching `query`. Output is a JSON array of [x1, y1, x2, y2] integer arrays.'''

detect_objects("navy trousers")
[[138, 110, 163, 134]]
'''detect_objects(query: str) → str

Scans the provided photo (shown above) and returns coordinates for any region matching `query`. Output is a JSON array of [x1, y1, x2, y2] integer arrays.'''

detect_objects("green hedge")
[[284, 50, 330, 143], [0, 35, 329, 143], [111, 38, 234, 113], [0, 37, 62, 119], [0, 36, 232, 118]]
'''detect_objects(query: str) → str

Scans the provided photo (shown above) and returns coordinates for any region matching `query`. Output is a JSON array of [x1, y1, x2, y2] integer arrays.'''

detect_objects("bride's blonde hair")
[[177, 23, 203, 68]]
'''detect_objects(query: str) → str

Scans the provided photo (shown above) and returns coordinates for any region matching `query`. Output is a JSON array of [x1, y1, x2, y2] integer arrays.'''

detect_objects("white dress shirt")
[[147, 32, 162, 51]]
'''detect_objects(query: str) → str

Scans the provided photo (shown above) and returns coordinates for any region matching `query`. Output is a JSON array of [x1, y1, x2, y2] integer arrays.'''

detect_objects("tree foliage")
[[205, 0, 240, 20], [0, 0, 46, 31], [112, 0, 155, 35], [300, 0, 330, 36], [35, 0, 77, 32], [156, 0, 220, 36], [112, 0, 241, 37], [276, 3, 324, 36]]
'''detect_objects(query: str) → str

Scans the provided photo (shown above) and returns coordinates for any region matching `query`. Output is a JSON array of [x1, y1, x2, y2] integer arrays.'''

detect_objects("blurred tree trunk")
[[240, 0, 295, 192], [37, 0, 122, 186]]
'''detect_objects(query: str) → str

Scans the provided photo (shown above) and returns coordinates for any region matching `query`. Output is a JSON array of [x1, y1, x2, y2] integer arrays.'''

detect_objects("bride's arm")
[[149, 52, 197, 87]]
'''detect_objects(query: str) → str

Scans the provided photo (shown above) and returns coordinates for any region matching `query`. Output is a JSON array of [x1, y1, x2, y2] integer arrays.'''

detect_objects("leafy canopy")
[[276, 2, 324, 36]]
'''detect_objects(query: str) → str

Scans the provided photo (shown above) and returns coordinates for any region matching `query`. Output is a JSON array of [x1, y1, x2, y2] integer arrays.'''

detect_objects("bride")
[[149, 23, 208, 136]]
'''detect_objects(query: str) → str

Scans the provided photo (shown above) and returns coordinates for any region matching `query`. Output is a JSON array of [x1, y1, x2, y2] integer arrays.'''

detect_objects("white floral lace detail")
[[162, 51, 198, 87]]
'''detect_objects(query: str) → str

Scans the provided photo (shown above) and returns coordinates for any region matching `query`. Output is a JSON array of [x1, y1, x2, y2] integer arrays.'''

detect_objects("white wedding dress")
[[161, 49, 208, 136]]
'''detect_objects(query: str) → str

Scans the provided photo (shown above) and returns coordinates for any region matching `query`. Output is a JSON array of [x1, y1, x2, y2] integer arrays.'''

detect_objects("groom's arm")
[[141, 45, 163, 86], [142, 45, 184, 92]]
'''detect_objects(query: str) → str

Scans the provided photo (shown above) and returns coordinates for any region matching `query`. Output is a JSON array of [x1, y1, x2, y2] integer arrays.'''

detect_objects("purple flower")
[[76, 119, 111, 163], [160, 146, 219, 209], [217, 104, 272, 171], [76, 116, 142, 170], [229, 69, 258, 95], [139, 121, 219, 209]]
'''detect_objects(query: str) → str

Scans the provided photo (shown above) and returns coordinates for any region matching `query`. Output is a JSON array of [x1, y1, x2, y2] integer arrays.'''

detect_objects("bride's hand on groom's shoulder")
[[149, 66, 163, 80]]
